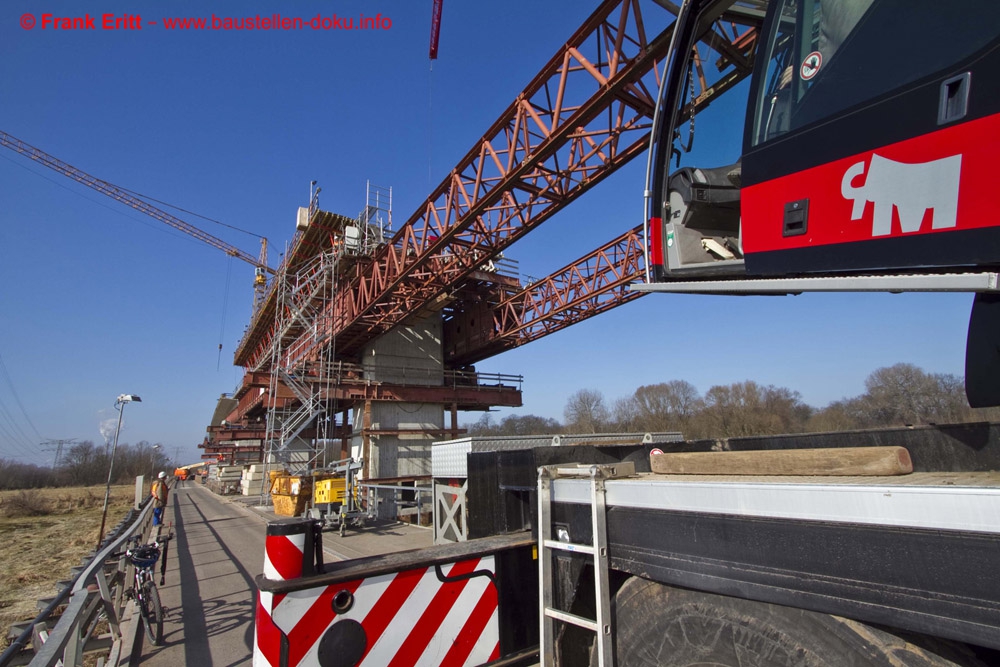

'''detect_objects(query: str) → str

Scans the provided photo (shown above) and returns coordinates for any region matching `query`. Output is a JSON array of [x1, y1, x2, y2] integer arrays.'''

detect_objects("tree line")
[[469, 363, 1000, 439], [5, 363, 994, 488], [0, 441, 171, 491]]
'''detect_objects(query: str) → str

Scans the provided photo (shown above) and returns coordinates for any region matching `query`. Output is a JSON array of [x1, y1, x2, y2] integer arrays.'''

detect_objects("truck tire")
[[593, 576, 981, 666]]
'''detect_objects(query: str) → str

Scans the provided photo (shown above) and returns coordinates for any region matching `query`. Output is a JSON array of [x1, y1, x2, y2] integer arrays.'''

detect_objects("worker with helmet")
[[151, 471, 170, 526]]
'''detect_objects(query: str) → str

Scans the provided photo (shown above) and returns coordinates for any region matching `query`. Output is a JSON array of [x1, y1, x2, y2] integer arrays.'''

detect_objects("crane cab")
[[646, 0, 1000, 280], [643, 0, 1000, 405]]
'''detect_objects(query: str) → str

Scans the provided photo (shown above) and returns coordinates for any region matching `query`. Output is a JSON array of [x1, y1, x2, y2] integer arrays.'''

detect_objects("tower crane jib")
[[0, 130, 274, 310]]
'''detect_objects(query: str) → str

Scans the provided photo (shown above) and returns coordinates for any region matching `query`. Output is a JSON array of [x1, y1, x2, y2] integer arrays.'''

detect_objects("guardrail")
[[0, 501, 154, 667], [359, 481, 433, 524]]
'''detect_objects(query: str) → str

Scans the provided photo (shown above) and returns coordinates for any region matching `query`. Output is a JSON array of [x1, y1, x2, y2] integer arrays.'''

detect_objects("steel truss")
[[325, 0, 671, 357], [445, 226, 646, 365], [238, 0, 761, 394]]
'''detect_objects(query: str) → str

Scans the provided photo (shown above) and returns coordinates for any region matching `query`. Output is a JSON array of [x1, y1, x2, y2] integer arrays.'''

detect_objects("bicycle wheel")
[[139, 579, 164, 646]]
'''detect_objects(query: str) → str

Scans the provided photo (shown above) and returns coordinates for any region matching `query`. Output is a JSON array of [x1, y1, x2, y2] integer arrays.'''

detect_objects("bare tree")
[[611, 396, 641, 432], [698, 381, 809, 438], [564, 389, 610, 433], [468, 413, 498, 436], [631, 381, 703, 433], [805, 398, 864, 432], [466, 413, 562, 437], [863, 363, 938, 425], [60, 441, 107, 485], [497, 414, 562, 436], [0, 459, 54, 490], [855, 363, 976, 426]]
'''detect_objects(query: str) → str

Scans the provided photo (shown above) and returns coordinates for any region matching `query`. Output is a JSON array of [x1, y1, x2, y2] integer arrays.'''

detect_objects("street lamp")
[[97, 394, 142, 547], [150, 443, 162, 479]]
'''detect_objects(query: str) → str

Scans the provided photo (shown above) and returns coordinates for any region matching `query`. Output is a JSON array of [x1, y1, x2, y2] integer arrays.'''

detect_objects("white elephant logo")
[[841, 153, 961, 237]]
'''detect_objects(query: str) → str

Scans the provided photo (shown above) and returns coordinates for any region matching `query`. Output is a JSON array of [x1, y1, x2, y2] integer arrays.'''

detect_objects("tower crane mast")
[[0, 130, 273, 311]]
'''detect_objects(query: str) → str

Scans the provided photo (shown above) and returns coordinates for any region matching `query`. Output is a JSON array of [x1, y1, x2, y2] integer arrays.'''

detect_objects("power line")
[[0, 349, 48, 465], [0, 152, 243, 256], [117, 185, 265, 240], [0, 348, 44, 464], [0, 396, 36, 452], [0, 351, 42, 441]]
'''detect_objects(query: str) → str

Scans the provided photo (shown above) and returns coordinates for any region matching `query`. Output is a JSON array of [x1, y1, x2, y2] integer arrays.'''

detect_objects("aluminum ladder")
[[537, 462, 635, 666]]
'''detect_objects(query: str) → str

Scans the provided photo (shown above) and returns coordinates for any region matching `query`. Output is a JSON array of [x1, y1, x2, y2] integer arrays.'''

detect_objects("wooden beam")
[[649, 447, 913, 476]]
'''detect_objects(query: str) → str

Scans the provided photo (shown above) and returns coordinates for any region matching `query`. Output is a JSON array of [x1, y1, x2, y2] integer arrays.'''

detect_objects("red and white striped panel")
[[256, 530, 310, 667], [264, 531, 309, 580], [271, 556, 500, 667]]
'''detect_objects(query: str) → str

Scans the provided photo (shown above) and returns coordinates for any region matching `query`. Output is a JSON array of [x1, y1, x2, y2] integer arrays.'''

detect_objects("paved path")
[[136, 480, 433, 666]]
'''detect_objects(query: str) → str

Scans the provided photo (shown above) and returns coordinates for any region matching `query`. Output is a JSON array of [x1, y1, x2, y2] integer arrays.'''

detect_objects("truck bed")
[[550, 470, 1000, 650]]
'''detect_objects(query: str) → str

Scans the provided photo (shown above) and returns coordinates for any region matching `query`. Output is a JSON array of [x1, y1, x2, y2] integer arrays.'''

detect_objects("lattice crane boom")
[[0, 130, 274, 309]]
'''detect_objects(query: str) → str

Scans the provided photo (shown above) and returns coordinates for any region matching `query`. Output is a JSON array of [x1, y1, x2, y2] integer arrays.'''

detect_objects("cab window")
[[751, 0, 1000, 147]]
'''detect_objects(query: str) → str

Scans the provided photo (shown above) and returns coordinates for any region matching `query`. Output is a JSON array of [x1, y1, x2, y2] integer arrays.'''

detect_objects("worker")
[[151, 471, 169, 526]]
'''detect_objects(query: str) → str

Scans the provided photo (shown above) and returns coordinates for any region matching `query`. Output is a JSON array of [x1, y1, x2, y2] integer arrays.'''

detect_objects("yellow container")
[[314, 477, 347, 505], [273, 493, 309, 517], [271, 475, 311, 497], [271, 475, 289, 495], [270, 473, 313, 517]]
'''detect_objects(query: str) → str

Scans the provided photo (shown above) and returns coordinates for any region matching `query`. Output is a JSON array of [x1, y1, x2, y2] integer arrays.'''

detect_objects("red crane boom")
[[429, 0, 443, 59]]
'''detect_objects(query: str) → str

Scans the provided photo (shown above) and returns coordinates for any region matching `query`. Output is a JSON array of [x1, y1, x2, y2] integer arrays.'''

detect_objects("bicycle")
[[111, 533, 173, 646]]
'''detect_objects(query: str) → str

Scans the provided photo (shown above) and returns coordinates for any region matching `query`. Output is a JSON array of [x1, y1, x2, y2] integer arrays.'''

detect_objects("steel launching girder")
[[444, 226, 646, 366], [242, 0, 761, 372], [242, 0, 673, 370]]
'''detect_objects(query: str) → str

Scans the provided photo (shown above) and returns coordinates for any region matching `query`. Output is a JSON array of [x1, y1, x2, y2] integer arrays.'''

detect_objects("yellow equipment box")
[[270, 474, 312, 517], [273, 493, 309, 517], [314, 477, 347, 505]]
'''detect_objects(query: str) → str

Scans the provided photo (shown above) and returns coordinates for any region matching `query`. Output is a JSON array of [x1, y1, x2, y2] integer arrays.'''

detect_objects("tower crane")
[[0, 130, 274, 311]]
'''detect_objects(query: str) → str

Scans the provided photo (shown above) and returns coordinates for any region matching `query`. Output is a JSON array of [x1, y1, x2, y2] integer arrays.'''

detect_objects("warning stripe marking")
[[286, 578, 364, 667], [357, 566, 429, 664], [439, 581, 498, 667], [273, 584, 335, 634], [264, 533, 306, 581], [254, 593, 282, 667], [270, 555, 501, 667], [385, 558, 483, 667]]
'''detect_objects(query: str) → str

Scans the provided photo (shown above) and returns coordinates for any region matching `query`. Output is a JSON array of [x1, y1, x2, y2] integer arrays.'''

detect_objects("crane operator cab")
[[647, 0, 1000, 279], [653, 0, 880, 277], [659, 161, 744, 275], [645, 0, 1000, 402]]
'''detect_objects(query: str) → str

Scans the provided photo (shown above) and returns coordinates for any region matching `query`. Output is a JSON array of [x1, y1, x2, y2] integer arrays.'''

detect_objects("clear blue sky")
[[0, 1, 974, 466]]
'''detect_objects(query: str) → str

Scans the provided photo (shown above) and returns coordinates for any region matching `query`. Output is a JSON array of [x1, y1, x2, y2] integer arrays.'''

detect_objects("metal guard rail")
[[0, 500, 154, 667], [234, 362, 524, 396]]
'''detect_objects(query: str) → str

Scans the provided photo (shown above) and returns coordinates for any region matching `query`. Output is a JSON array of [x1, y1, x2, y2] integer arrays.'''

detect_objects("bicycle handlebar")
[[107, 532, 174, 560]]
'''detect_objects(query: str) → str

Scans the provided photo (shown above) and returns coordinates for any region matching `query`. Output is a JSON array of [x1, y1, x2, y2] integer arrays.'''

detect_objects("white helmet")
[[158, 471, 166, 479]]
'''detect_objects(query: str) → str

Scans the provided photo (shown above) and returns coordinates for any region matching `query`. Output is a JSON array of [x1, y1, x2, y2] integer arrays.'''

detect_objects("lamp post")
[[150, 443, 162, 479], [97, 394, 141, 548]]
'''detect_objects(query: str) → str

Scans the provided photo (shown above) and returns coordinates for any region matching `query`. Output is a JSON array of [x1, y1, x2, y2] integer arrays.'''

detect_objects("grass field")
[[0, 485, 141, 646]]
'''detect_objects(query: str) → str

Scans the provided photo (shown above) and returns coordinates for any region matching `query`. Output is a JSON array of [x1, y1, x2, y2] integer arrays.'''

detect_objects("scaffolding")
[[260, 184, 393, 478], [356, 181, 392, 248]]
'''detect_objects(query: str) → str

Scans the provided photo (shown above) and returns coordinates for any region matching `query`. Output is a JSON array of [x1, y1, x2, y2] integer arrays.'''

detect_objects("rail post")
[[255, 519, 322, 667]]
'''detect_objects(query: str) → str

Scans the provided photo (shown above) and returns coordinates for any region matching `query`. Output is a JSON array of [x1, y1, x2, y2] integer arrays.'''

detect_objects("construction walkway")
[[138, 480, 432, 666]]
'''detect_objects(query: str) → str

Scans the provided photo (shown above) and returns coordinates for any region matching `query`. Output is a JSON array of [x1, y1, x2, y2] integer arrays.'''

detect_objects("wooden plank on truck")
[[649, 446, 913, 476]]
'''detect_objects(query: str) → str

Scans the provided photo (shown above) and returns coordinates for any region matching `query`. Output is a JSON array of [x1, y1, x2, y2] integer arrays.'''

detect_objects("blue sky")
[[0, 1, 974, 466]]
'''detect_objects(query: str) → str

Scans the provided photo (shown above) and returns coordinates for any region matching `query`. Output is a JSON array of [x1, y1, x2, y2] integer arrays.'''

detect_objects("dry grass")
[[0, 485, 140, 646]]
